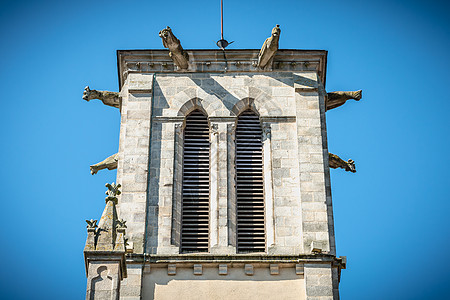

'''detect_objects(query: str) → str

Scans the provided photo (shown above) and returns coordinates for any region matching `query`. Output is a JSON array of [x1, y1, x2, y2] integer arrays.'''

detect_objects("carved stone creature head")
[[271, 24, 281, 38], [82, 86, 91, 101], [352, 90, 363, 100], [159, 26, 178, 49], [346, 159, 356, 173]]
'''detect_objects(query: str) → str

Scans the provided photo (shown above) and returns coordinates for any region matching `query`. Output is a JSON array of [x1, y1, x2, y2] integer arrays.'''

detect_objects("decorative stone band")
[[151, 116, 297, 124], [117, 49, 327, 88], [125, 253, 346, 279]]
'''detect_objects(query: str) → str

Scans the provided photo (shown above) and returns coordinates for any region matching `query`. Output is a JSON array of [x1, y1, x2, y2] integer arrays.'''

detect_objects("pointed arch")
[[231, 97, 259, 117], [177, 98, 207, 117]]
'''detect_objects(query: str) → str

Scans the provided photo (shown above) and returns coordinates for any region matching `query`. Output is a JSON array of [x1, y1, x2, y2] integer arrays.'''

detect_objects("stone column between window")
[[154, 121, 179, 255], [211, 121, 235, 254], [262, 122, 275, 251], [209, 122, 219, 250], [170, 122, 183, 249], [226, 122, 237, 250]]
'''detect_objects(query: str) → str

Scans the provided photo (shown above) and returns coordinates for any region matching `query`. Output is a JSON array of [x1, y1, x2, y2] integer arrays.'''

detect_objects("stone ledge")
[[117, 49, 327, 89], [134, 262, 307, 277], [125, 253, 345, 267]]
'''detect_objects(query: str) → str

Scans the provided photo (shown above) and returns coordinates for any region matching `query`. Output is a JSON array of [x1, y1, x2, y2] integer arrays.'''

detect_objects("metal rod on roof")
[[221, 0, 224, 40], [216, 0, 233, 50]]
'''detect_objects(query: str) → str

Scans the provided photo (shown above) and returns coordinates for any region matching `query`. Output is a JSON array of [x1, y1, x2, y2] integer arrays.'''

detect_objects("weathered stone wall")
[[116, 73, 154, 255], [115, 70, 337, 298], [294, 73, 335, 255], [118, 72, 333, 255], [119, 264, 143, 300], [142, 264, 306, 300], [304, 263, 335, 299]]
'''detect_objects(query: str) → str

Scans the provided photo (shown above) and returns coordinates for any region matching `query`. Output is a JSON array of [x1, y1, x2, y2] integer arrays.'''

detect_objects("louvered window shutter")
[[181, 110, 210, 253], [235, 110, 266, 253]]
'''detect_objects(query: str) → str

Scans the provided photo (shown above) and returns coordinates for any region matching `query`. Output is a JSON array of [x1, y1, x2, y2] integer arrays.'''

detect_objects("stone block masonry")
[[120, 71, 334, 257], [104, 49, 345, 299]]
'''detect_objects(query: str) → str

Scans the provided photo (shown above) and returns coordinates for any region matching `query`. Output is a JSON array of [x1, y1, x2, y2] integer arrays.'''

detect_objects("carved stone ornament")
[[83, 86, 120, 108], [86, 219, 98, 229], [211, 123, 219, 135], [257, 25, 281, 70], [159, 26, 189, 70], [227, 123, 236, 135], [262, 123, 272, 140], [116, 219, 127, 230], [328, 153, 356, 173], [90, 153, 119, 175], [326, 90, 362, 111], [105, 182, 121, 198], [84, 182, 128, 288]]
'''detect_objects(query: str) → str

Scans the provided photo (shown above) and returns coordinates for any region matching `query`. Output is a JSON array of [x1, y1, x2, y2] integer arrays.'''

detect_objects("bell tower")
[[83, 25, 361, 299]]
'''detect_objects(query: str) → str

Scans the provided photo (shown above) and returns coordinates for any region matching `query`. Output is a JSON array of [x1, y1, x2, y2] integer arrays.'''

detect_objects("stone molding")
[[125, 253, 345, 266], [153, 116, 275, 123], [126, 262, 309, 278], [117, 49, 327, 89]]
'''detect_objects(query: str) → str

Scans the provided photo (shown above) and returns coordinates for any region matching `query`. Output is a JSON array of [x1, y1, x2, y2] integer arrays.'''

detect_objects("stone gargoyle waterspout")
[[326, 90, 362, 111], [90, 153, 119, 175], [83, 86, 120, 108], [328, 153, 356, 173], [82, 86, 120, 175], [159, 26, 189, 70], [257, 24, 281, 70]]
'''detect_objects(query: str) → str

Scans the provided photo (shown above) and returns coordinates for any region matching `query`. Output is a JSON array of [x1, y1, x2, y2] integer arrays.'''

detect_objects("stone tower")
[[83, 26, 361, 299]]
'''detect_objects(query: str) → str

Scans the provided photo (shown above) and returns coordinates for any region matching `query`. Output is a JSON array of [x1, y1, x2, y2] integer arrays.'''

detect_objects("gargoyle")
[[83, 86, 120, 108], [257, 24, 281, 70], [159, 26, 189, 70], [326, 90, 362, 111], [328, 153, 356, 173], [90, 153, 119, 175]]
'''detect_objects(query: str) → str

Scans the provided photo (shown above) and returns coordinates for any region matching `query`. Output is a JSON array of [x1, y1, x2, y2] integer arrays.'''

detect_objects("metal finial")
[[216, 0, 233, 49]]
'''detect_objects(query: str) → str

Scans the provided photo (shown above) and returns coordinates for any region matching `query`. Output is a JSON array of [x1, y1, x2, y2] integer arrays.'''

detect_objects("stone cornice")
[[117, 49, 327, 90], [125, 253, 345, 267], [125, 254, 346, 280]]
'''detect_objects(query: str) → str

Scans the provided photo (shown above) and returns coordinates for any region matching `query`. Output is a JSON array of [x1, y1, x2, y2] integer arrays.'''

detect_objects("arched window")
[[181, 110, 210, 253], [235, 109, 265, 253]]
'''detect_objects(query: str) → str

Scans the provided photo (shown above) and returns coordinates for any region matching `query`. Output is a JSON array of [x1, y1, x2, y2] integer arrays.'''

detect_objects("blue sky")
[[0, 0, 449, 299]]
